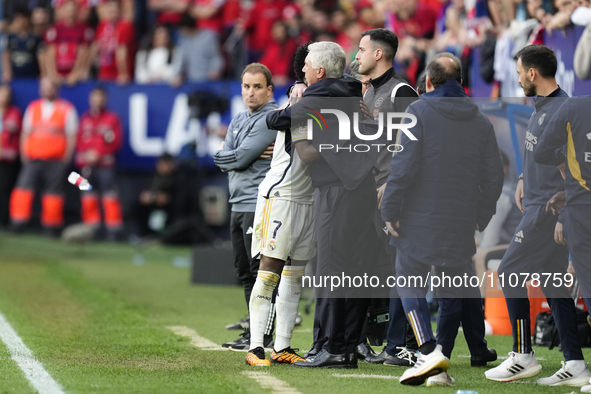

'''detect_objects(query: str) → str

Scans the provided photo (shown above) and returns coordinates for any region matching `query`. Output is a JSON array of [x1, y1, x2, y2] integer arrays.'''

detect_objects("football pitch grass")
[[0, 234, 586, 394]]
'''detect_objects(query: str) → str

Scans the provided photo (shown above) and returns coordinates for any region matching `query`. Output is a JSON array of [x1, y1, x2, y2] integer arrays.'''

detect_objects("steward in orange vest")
[[10, 77, 78, 233]]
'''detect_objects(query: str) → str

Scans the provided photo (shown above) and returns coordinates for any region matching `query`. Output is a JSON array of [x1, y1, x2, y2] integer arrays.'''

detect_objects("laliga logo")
[[304, 108, 418, 153]]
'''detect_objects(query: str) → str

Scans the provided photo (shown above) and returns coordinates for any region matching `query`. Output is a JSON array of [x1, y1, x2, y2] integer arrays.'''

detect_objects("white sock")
[[565, 359, 586, 372], [274, 266, 305, 351], [249, 270, 279, 350]]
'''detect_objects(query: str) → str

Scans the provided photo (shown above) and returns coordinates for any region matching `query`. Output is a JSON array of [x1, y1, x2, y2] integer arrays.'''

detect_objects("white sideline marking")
[[293, 328, 313, 333], [0, 312, 65, 394], [243, 371, 302, 394], [333, 373, 399, 380], [167, 326, 227, 351]]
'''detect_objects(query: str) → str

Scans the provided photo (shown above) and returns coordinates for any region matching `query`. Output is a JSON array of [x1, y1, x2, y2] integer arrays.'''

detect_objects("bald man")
[[381, 53, 504, 386]]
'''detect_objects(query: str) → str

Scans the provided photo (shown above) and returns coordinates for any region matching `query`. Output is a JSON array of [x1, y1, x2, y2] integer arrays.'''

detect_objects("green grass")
[[0, 234, 587, 393]]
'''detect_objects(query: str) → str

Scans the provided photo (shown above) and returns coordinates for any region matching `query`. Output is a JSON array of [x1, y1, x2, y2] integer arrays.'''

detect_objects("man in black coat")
[[381, 53, 504, 385]]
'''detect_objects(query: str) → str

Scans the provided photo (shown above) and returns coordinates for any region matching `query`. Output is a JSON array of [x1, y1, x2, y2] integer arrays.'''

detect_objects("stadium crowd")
[[0, 0, 589, 88]]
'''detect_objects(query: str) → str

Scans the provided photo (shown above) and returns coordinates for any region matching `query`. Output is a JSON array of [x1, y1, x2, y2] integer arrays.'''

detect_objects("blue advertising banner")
[[10, 80, 289, 170]]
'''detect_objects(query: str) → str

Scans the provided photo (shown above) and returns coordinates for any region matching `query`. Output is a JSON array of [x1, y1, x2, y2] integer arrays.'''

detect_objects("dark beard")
[[524, 84, 537, 97]]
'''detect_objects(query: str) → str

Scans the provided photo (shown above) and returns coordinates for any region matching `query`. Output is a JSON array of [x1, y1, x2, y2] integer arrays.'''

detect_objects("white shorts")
[[251, 194, 316, 261]]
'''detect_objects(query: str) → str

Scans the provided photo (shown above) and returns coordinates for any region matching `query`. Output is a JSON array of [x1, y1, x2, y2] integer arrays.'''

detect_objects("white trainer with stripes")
[[399, 345, 449, 386], [537, 360, 591, 386], [484, 351, 542, 382]]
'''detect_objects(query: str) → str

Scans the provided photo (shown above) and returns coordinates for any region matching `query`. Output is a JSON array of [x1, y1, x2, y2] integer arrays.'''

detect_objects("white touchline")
[[0, 311, 65, 394], [166, 326, 227, 351], [458, 354, 546, 361], [242, 371, 302, 394], [332, 374, 399, 380]]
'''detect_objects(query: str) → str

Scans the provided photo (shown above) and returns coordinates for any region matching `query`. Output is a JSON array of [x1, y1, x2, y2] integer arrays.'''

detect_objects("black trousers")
[[230, 210, 259, 309], [316, 178, 376, 354], [0, 161, 20, 226]]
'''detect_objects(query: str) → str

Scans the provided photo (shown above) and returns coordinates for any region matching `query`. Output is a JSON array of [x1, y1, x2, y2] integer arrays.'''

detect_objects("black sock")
[[419, 340, 436, 355]]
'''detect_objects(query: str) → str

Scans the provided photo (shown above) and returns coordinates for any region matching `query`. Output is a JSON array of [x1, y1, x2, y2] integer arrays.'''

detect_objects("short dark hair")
[[293, 42, 312, 82], [91, 85, 107, 96], [426, 52, 462, 89], [360, 28, 399, 62], [241, 63, 273, 88], [515, 44, 557, 79], [14, 8, 32, 19], [416, 75, 426, 95], [159, 153, 175, 162]]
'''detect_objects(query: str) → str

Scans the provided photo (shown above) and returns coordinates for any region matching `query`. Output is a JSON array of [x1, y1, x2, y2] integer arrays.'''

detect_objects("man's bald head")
[[425, 52, 462, 91]]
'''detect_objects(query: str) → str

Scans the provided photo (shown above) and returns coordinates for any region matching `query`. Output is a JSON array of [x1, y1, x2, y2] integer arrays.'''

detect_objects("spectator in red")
[[0, 85, 23, 227], [75, 86, 123, 240], [390, 0, 439, 40], [1, 9, 46, 82], [191, 0, 225, 34], [236, 0, 288, 62], [356, 0, 383, 29], [148, 0, 191, 26], [89, 0, 136, 85], [44, 0, 94, 85], [387, 0, 439, 84], [336, 19, 364, 62], [135, 25, 176, 84], [258, 20, 296, 86]]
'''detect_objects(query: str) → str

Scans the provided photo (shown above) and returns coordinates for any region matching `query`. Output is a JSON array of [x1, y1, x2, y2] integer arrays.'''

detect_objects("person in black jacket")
[[355, 27, 420, 367], [381, 53, 504, 386], [266, 41, 379, 369], [486, 45, 589, 386]]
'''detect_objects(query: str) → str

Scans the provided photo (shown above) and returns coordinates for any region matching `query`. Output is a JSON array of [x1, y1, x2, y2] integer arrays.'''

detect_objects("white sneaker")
[[399, 344, 449, 386], [484, 351, 542, 382], [426, 372, 455, 387], [537, 360, 591, 386]]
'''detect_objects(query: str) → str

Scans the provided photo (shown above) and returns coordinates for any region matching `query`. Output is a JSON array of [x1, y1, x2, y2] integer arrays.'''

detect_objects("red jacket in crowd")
[[0, 106, 23, 162], [243, 0, 288, 52], [95, 20, 136, 81], [44, 21, 94, 76], [258, 38, 297, 80], [75, 109, 123, 169]]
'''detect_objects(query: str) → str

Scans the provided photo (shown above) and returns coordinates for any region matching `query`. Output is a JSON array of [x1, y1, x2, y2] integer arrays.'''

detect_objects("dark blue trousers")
[[498, 205, 583, 361], [562, 205, 591, 310], [396, 250, 488, 357]]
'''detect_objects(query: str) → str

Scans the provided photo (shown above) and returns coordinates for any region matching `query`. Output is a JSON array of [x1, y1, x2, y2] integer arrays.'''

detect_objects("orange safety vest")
[[24, 99, 72, 160]]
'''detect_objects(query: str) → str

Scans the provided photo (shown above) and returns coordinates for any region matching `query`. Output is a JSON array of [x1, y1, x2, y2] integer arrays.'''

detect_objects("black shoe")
[[225, 316, 249, 330], [43, 227, 61, 238], [470, 348, 497, 367], [356, 340, 376, 360], [222, 330, 273, 352], [293, 349, 353, 369], [304, 341, 321, 359], [7, 223, 26, 234], [365, 347, 394, 364], [347, 352, 359, 368], [383, 347, 418, 367], [222, 330, 249, 351]]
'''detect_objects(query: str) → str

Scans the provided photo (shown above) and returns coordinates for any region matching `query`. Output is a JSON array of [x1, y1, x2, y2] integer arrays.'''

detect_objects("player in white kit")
[[245, 91, 317, 366]]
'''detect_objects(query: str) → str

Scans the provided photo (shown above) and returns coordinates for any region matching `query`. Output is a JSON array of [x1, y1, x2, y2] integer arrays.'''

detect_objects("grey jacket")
[[214, 101, 278, 212]]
